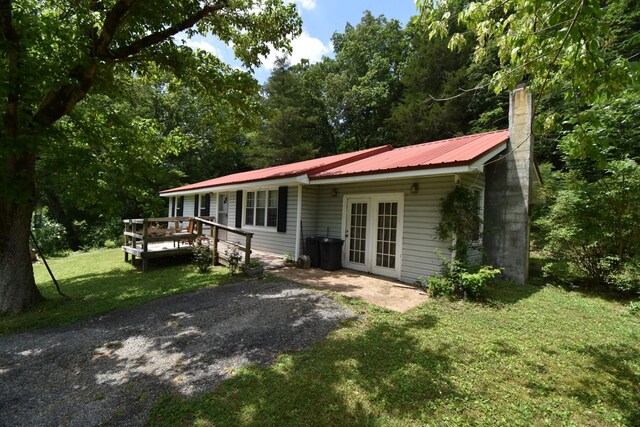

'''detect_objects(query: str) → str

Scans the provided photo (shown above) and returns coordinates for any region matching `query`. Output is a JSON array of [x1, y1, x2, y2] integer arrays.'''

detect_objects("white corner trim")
[[295, 184, 302, 260]]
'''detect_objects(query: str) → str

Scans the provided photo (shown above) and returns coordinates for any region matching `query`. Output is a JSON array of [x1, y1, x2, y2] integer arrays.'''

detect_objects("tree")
[[324, 11, 409, 151], [247, 56, 316, 168], [418, 0, 638, 155], [0, 0, 301, 313]]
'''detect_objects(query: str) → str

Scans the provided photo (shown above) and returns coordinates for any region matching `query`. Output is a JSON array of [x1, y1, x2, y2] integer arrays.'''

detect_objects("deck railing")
[[122, 216, 253, 271]]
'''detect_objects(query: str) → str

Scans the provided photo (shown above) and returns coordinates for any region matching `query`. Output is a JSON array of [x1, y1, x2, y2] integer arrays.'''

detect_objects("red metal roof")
[[309, 130, 509, 180], [160, 145, 392, 194], [160, 130, 509, 194]]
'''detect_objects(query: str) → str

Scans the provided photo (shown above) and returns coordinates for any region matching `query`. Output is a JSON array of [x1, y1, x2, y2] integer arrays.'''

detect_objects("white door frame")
[[341, 193, 404, 279]]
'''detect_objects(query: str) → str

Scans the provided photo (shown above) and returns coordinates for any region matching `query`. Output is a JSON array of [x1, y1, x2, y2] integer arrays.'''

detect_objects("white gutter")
[[160, 175, 310, 197], [308, 165, 476, 185], [294, 184, 302, 260]]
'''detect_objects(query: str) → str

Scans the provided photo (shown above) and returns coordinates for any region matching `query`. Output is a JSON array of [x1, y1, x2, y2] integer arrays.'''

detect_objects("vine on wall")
[[436, 184, 481, 262]]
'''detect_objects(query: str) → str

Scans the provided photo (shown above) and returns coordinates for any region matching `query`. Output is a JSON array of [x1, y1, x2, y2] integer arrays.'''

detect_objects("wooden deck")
[[122, 216, 254, 271]]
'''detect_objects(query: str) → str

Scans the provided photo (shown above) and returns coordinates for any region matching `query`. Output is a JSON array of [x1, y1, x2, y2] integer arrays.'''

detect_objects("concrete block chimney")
[[483, 84, 534, 284]]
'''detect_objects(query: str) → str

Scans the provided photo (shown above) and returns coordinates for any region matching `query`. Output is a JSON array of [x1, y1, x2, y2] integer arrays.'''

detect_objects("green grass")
[[0, 249, 233, 335], [2, 250, 638, 425], [148, 283, 640, 426]]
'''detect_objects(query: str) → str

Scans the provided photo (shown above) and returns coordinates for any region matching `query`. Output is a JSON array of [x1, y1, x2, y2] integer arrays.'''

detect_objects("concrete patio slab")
[[273, 267, 427, 313]]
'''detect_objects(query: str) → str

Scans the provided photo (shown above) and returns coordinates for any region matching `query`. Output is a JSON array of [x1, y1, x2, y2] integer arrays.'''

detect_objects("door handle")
[[345, 229, 349, 238]]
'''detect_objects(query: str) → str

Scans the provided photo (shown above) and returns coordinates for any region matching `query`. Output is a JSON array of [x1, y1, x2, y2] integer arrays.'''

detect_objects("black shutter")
[[201, 193, 211, 216], [235, 190, 243, 227], [277, 186, 288, 232], [194, 195, 199, 216], [177, 196, 184, 216], [172, 197, 176, 217]]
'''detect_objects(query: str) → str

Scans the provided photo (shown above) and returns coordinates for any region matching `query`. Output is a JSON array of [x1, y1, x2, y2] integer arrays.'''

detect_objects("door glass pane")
[[376, 202, 398, 269], [349, 202, 368, 264]]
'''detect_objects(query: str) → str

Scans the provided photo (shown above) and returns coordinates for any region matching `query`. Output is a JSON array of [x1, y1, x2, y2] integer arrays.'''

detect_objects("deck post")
[[213, 225, 219, 265], [244, 234, 251, 267], [142, 219, 149, 272], [196, 218, 203, 236], [131, 222, 137, 264], [124, 222, 129, 262]]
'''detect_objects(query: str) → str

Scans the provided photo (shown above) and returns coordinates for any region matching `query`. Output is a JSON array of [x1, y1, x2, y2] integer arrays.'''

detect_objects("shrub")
[[537, 160, 640, 289], [31, 210, 69, 256], [461, 267, 502, 300], [192, 238, 213, 273], [629, 301, 640, 316], [608, 259, 640, 295], [103, 239, 118, 249], [282, 253, 294, 264], [426, 255, 501, 300], [225, 245, 242, 274], [426, 276, 452, 297]]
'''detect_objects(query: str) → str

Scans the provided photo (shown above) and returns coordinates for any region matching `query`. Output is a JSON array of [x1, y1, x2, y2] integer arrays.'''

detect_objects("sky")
[[180, 0, 420, 83]]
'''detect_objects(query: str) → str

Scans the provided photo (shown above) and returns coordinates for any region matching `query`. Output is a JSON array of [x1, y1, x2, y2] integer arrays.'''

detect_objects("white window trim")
[[243, 188, 279, 230]]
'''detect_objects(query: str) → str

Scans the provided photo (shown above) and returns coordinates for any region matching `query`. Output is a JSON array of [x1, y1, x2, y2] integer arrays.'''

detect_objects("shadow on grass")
[[2, 256, 235, 335], [483, 280, 541, 307], [147, 311, 454, 426], [528, 255, 636, 305], [572, 343, 640, 425]]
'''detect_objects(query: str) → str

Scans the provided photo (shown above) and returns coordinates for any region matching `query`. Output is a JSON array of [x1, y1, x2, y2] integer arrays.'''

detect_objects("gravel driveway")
[[0, 281, 353, 426]]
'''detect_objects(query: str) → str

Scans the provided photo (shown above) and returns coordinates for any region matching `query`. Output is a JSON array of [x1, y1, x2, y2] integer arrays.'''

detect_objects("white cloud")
[[183, 39, 221, 58], [284, 0, 317, 11], [262, 31, 330, 70], [297, 0, 316, 10]]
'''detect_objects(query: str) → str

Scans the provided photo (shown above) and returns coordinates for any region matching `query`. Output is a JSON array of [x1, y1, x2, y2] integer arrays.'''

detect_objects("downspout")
[[295, 184, 302, 260]]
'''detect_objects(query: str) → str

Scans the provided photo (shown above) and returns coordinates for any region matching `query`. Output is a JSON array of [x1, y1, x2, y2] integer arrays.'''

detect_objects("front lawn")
[[149, 282, 639, 426], [0, 249, 232, 335]]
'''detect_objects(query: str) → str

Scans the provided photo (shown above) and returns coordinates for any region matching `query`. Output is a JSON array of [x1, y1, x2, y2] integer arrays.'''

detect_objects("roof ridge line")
[[392, 129, 509, 151], [307, 145, 393, 176]]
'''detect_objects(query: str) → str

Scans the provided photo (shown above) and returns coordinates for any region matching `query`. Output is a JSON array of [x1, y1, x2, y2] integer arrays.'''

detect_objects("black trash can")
[[305, 236, 322, 268], [319, 238, 344, 271]]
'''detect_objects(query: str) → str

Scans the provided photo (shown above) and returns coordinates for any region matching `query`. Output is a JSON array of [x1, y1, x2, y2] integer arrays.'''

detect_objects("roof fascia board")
[[468, 142, 508, 171], [159, 176, 307, 197], [309, 165, 477, 185]]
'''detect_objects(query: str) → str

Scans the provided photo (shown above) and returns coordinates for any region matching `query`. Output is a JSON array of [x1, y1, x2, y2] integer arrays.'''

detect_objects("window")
[[245, 189, 278, 228]]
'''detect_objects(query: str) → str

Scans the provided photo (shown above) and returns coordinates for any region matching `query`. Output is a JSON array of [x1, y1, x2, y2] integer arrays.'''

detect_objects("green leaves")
[[419, 0, 636, 103]]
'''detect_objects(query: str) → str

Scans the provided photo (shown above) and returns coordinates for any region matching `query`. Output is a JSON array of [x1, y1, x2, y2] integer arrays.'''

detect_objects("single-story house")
[[160, 85, 538, 284]]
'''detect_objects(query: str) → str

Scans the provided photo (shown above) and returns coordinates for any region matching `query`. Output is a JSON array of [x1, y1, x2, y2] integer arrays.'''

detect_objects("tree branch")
[[0, 0, 20, 137], [104, 1, 228, 60], [33, 1, 229, 130]]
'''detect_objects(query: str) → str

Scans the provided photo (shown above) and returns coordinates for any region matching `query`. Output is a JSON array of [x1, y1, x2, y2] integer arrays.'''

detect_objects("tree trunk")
[[0, 148, 44, 313], [0, 198, 44, 313]]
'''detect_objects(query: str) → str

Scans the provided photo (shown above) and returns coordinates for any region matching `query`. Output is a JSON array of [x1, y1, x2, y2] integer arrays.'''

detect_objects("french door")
[[343, 194, 403, 278]]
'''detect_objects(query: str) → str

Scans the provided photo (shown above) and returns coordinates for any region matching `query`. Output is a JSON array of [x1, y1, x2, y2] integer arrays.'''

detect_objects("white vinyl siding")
[[309, 175, 458, 283], [226, 187, 297, 256]]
